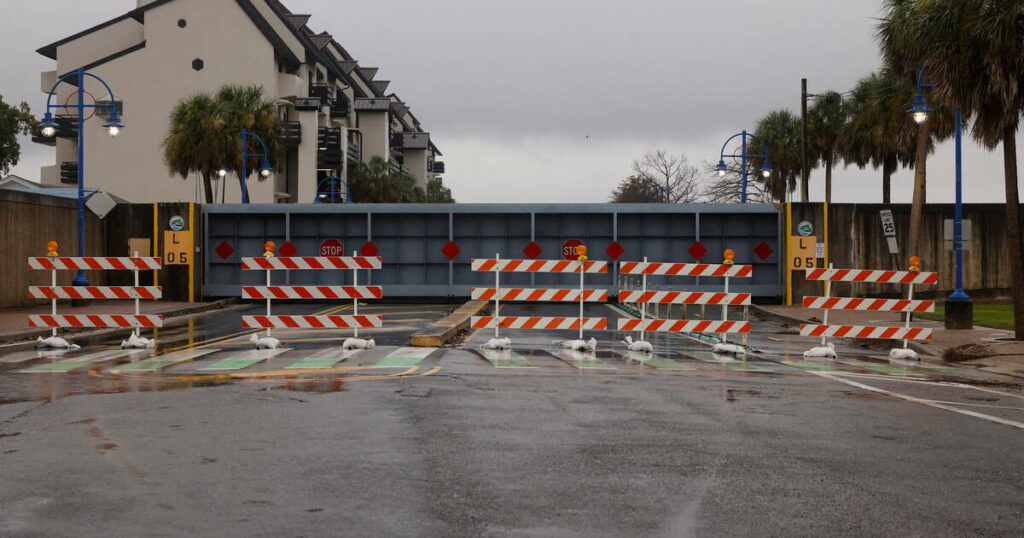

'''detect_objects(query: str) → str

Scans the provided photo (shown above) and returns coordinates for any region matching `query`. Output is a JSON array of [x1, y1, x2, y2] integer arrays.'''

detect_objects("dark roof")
[[354, 98, 391, 111], [38, 0, 301, 68]]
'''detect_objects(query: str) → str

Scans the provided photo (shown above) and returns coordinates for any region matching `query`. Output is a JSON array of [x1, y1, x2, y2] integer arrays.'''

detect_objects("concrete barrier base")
[[409, 301, 489, 347]]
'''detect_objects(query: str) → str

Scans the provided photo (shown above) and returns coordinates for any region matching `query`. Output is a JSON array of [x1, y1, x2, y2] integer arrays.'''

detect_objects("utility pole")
[[801, 78, 809, 203]]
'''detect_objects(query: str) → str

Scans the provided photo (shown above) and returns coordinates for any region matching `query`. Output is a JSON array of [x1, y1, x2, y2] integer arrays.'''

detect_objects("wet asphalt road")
[[0, 301, 1022, 537]]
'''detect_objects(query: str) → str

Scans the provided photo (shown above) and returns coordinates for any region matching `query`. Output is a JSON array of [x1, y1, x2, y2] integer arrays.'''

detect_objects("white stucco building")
[[34, 0, 443, 203]]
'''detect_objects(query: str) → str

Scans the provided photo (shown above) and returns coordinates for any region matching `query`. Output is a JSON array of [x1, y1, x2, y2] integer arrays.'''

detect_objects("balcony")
[[277, 72, 304, 99], [281, 121, 301, 146], [347, 130, 362, 165], [330, 93, 350, 119], [317, 127, 343, 170], [390, 133, 404, 148], [60, 161, 79, 185], [309, 84, 336, 108], [431, 161, 445, 174]]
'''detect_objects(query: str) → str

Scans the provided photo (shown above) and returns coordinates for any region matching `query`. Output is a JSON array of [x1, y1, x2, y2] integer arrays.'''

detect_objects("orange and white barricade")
[[470, 249, 609, 346], [28, 241, 163, 348], [241, 242, 383, 341], [616, 250, 752, 349], [801, 257, 937, 359]]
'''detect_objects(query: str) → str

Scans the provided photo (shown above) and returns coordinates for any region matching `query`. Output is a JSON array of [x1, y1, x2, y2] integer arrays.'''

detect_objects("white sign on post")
[[879, 210, 899, 254], [943, 219, 973, 251]]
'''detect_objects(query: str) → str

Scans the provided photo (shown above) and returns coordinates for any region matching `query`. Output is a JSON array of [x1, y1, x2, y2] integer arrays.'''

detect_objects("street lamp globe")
[[912, 111, 929, 125], [760, 159, 774, 179], [907, 92, 932, 125], [258, 160, 274, 178], [715, 160, 728, 177], [103, 116, 124, 137], [39, 113, 58, 138], [217, 167, 228, 178]]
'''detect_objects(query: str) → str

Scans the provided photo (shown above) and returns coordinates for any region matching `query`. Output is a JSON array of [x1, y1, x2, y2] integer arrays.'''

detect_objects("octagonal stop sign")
[[320, 239, 345, 257], [562, 239, 584, 261]]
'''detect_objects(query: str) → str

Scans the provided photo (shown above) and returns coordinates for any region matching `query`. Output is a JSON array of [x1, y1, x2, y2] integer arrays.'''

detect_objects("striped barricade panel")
[[804, 268, 938, 285], [618, 262, 752, 277], [470, 259, 609, 273], [29, 314, 164, 328], [800, 324, 932, 340], [29, 257, 162, 271], [241, 315, 384, 329], [470, 288, 608, 302], [618, 291, 751, 305], [28, 286, 163, 300], [616, 319, 751, 333], [470, 316, 608, 330], [241, 286, 383, 300], [802, 296, 935, 312], [241, 257, 383, 271]]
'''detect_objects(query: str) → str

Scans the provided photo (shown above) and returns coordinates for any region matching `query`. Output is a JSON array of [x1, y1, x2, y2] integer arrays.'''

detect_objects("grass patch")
[[916, 303, 1016, 331]]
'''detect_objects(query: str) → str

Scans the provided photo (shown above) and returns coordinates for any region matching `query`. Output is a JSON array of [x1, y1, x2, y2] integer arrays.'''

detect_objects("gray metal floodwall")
[[203, 203, 783, 298]]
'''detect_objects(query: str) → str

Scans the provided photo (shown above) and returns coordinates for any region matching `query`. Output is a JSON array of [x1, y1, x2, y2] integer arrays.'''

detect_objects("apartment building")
[[34, 0, 443, 204]]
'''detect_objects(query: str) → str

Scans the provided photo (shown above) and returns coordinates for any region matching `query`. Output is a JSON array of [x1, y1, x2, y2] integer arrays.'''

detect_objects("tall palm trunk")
[[202, 172, 214, 204], [908, 121, 930, 258], [825, 157, 833, 203], [1003, 127, 1024, 340], [882, 155, 896, 204]]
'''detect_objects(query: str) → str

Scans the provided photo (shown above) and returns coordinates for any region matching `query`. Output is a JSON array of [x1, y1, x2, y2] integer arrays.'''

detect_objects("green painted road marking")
[[286, 347, 359, 369], [19, 350, 134, 373], [119, 349, 220, 372], [551, 350, 616, 370], [479, 349, 534, 368], [0, 350, 71, 364], [375, 347, 436, 368], [725, 362, 773, 372], [645, 358, 696, 370], [854, 364, 919, 376], [783, 361, 839, 371], [199, 349, 289, 371], [917, 365, 957, 373]]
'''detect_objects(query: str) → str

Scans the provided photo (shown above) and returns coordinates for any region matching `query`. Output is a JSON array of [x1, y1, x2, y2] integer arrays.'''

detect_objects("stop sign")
[[320, 239, 345, 257], [562, 239, 585, 261]]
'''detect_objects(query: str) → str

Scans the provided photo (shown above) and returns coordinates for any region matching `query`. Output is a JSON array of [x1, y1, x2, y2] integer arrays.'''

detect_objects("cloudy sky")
[[1, 0, 1018, 203]]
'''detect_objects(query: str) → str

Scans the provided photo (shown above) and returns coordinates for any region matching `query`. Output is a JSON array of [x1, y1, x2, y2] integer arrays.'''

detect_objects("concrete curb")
[[409, 300, 489, 347], [0, 298, 240, 348]]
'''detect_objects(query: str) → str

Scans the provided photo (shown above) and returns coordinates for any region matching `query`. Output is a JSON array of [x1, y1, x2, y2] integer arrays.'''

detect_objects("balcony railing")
[[282, 121, 301, 146], [390, 133, 404, 148], [317, 127, 343, 170], [431, 161, 445, 174], [347, 130, 362, 165], [330, 94, 350, 119], [309, 84, 336, 108], [60, 161, 79, 184]]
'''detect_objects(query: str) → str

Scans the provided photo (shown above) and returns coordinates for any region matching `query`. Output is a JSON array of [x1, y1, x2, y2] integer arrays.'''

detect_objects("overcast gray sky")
[[2, 0, 1019, 203]]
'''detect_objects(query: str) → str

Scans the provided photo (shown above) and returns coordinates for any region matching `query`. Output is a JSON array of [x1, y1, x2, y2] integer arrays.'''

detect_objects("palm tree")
[[879, 0, 1024, 339], [750, 109, 803, 202], [808, 91, 848, 203], [216, 85, 282, 202], [349, 156, 426, 203], [162, 93, 229, 203], [840, 69, 952, 204]]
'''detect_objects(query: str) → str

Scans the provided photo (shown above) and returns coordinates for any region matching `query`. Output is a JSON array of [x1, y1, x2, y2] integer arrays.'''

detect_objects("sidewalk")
[[755, 304, 1024, 378], [0, 299, 237, 346]]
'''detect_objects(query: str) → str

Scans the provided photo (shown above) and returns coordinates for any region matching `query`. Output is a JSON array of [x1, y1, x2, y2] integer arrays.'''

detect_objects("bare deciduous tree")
[[701, 161, 772, 203], [630, 151, 702, 203]]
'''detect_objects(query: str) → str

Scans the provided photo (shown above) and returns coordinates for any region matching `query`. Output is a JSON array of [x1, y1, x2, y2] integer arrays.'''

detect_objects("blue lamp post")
[[39, 68, 123, 286], [314, 176, 352, 204], [908, 63, 969, 303], [715, 130, 773, 203], [234, 129, 274, 203]]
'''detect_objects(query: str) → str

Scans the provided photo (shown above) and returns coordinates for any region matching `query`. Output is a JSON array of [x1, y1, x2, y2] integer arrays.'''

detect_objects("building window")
[[192, 58, 204, 71], [178, 19, 187, 28]]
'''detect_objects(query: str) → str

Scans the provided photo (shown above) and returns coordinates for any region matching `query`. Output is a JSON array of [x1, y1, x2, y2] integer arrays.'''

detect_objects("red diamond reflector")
[[605, 241, 625, 260], [523, 242, 543, 259], [441, 241, 461, 260], [754, 241, 774, 260], [688, 241, 708, 260], [278, 241, 298, 257], [360, 241, 379, 257], [214, 241, 234, 260]]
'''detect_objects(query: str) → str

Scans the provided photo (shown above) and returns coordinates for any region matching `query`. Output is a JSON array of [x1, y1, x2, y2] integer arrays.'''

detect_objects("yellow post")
[[785, 202, 793, 306], [823, 201, 829, 296], [152, 203, 159, 288], [188, 202, 195, 303]]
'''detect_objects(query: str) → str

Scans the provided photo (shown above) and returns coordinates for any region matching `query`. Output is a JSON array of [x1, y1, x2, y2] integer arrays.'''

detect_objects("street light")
[[907, 62, 935, 125], [237, 129, 274, 203], [40, 68, 122, 286], [716, 130, 773, 203]]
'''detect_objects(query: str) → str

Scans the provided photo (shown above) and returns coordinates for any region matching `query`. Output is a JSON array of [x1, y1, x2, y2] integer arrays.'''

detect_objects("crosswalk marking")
[[20, 350, 143, 373], [199, 348, 290, 371], [549, 350, 616, 370], [645, 358, 696, 370], [286, 347, 360, 369], [0, 350, 72, 364], [118, 349, 221, 372], [782, 361, 839, 371], [375, 347, 437, 368], [479, 349, 535, 368]]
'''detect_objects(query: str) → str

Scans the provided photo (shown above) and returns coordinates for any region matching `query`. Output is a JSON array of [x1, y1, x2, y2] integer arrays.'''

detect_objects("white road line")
[[917, 399, 1024, 412], [828, 371, 1024, 401], [811, 371, 1024, 430]]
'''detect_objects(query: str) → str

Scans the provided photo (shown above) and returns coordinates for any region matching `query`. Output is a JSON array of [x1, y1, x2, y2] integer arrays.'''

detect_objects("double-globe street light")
[[218, 129, 274, 203], [715, 130, 773, 204], [908, 63, 969, 305], [38, 68, 124, 286]]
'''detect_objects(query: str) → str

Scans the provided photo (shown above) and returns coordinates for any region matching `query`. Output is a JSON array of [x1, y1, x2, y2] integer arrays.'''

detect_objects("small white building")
[[34, 0, 443, 204]]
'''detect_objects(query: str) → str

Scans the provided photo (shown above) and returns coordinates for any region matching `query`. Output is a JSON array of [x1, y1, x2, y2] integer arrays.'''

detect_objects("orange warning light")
[[264, 241, 277, 258], [723, 249, 736, 265], [908, 256, 921, 272]]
